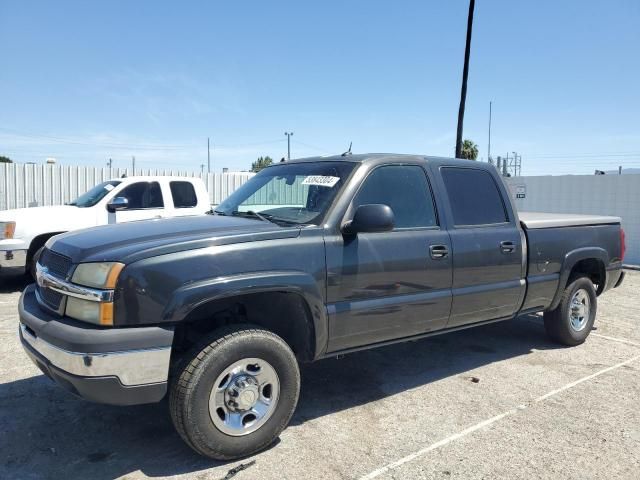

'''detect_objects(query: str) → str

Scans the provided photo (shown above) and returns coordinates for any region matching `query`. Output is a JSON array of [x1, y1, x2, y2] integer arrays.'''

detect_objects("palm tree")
[[461, 139, 479, 160]]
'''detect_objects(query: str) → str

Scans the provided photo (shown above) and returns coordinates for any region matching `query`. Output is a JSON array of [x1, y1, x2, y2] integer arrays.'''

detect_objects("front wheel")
[[543, 276, 597, 346], [169, 325, 300, 460]]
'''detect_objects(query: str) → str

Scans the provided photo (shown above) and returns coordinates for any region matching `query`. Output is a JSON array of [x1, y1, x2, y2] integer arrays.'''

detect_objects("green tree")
[[461, 139, 479, 160], [0, 155, 13, 163], [251, 156, 273, 172]]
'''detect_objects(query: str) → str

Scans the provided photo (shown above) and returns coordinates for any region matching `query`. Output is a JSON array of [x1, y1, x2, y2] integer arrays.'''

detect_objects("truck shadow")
[[0, 314, 558, 479], [0, 273, 31, 294]]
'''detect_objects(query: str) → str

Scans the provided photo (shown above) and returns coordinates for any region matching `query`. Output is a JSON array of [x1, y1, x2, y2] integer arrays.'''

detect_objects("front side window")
[[69, 181, 121, 208], [118, 182, 164, 209], [170, 181, 198, 208], [441, 167, 508, 226], [217, 161, 355, 225], [352, 165, 437, 229]]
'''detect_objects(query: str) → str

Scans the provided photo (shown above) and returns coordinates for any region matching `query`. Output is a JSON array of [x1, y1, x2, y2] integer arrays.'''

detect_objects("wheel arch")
[[165, 271, 327, 362], [549, 247, 608, 311], [27, 232, 65, 264]]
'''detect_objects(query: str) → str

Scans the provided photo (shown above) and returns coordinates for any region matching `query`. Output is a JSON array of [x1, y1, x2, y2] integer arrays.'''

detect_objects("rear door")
[[325, 163, 453, 352], [436, 166, 525, 327]]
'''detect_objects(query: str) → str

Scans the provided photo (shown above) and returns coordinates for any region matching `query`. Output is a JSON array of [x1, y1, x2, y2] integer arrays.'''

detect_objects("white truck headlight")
[[71, 262, 124, 289], [0, 221, 16, 239]]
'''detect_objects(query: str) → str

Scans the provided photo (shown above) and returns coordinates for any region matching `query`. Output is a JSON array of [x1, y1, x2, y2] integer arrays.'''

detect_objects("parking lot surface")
[[1, 271, 639, 480]]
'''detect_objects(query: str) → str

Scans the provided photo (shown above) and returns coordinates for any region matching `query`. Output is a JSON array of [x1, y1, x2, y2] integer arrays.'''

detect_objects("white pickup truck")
[[0, 176, 211, 277]]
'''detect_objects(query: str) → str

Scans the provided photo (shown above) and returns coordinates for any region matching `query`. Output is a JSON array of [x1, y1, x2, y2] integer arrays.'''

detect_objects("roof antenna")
[[341, 141, 352, 157]]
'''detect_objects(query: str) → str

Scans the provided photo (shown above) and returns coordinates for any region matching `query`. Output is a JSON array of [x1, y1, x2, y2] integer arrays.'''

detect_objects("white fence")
[[506, 175, 640, 265], [2, 164, 638, 265], [0, 163, 255, 210]]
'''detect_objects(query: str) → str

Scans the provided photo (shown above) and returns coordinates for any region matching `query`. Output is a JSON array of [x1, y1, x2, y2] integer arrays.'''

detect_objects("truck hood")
[[0, 205, 96, 239], [47, 215, 301, 264]]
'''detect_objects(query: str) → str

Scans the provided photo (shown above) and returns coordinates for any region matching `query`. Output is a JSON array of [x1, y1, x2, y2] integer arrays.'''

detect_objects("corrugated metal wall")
[[505, 175, 640, 265], [0, 163, 255, 209]]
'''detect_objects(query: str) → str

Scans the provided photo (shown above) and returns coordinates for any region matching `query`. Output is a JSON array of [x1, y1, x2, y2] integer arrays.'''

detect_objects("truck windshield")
[[216, 161, 355, 225], [68, 181, 121, 208]]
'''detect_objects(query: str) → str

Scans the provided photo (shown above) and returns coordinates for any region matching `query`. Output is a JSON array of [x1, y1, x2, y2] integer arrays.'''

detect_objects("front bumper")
[[19, 284, 174, 405], [0, 248, 27, 274]]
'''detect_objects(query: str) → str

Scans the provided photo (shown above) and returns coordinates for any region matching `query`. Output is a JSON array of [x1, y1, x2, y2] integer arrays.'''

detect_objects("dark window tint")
[[118, 182, 164, 209], [441, 168, 508, 226], [170, 181, 198, 208], [353, 165, 437, 228]]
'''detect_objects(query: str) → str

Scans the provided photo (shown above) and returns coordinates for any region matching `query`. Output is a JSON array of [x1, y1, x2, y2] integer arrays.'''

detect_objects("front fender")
[[163, 270, 328, 358]]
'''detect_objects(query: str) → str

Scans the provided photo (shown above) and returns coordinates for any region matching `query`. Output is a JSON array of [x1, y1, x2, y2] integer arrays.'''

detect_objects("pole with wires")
[[488, 101, 492, 163], [284, 132, 293, 160], [455, 0, 475, 159]]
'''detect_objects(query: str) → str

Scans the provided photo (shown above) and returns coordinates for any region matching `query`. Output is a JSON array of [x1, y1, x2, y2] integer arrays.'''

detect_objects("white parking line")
[[591, 332, 640, 348], [359, 354, 640, 480]]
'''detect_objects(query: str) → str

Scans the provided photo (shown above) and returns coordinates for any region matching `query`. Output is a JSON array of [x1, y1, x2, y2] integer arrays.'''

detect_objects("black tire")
[[543, 276, 597, 346], [169, 325, 300, 460], [28, 246, 44, 279]]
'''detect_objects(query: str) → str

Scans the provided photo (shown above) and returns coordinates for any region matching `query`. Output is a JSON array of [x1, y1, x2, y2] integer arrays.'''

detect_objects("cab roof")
[[280, 153, 483, 168]]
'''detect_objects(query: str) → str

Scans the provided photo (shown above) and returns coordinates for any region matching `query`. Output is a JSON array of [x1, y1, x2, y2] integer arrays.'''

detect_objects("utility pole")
[[487, 101, 492, 163], [284, 132, 294, 160], [200, 164, 205, 175], [107, 158, 113, 169], [455, 0, 475, 159], [619, 166, 622, 175], [207, 137, 211, 173], [132, 156, 135, 176]]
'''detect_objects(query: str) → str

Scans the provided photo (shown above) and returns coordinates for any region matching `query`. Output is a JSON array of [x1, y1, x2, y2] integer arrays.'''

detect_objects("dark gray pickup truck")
[[19, 154, 626, 460]]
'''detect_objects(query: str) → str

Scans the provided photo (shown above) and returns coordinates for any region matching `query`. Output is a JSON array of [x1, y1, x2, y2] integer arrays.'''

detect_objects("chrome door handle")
[[500, 241, 516, 254], [429, 244, 449, 259]]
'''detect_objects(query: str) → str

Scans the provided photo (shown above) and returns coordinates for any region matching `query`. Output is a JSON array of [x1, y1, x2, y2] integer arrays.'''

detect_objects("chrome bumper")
[[0, 249, 27, 270], [19, 323, 171, 386]]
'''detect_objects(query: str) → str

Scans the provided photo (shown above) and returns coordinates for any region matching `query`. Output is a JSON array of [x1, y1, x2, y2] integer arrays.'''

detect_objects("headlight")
[[66, 297, 114, 326], [0, 221, 16, 239], [71, 262, 124, 289]]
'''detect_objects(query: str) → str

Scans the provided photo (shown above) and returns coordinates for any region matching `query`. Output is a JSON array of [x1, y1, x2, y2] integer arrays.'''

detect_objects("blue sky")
[[1, 0, 639, 175]]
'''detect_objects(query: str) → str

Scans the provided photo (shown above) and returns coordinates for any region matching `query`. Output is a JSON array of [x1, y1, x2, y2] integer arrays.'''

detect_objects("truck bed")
[[519, 211, 621, 229]]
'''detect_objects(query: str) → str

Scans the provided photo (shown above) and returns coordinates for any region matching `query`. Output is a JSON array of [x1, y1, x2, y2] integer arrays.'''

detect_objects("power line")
[[293, 139, 332, 154]]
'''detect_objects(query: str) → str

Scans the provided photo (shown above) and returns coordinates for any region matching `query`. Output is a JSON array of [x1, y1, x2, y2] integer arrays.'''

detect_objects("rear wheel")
[[543, 276, 597, 346], [169, 325, 300, 460]]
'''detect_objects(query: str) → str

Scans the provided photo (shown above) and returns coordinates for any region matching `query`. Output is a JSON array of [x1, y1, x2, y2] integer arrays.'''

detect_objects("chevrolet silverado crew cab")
[[0, 176, 210, 277], [18, 154, 626, 460]]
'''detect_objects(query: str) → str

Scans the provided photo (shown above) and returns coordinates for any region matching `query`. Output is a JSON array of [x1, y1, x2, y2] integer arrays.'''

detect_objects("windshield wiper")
[[231, 210, 275, 223], [210, 209, 227, 216]]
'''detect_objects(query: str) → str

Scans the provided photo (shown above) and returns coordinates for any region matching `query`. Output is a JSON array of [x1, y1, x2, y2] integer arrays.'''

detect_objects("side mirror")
[[107, 197, 129, 213], [342, 204, 394, 235]]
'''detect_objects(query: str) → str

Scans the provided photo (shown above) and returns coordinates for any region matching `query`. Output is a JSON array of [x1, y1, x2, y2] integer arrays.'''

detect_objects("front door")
[[109, 181, 166, 224], [325, 164, 453, 352]]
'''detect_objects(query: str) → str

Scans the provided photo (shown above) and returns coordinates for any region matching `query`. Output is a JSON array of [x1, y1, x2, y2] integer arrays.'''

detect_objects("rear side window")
[[170, 181, 198, 208], [118, 181, 164, 209], [441, 167, 508, 226], [353, 165, 437, 228]]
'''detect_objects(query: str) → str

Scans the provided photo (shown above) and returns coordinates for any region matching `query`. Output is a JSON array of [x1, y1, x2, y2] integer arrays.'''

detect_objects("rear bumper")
[[605, 265, 625, 291], [19, 284, 174, 405]]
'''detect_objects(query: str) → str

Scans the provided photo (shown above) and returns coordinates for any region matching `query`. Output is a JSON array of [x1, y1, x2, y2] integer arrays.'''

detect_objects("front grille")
[[38, 285, 63, 310], [39, 248, 72, 278]]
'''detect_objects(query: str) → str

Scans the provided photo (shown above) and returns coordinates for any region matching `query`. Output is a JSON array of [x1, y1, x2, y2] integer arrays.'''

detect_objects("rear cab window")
[[440, 167, 508, 226], [170, 181, 198, 208]]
